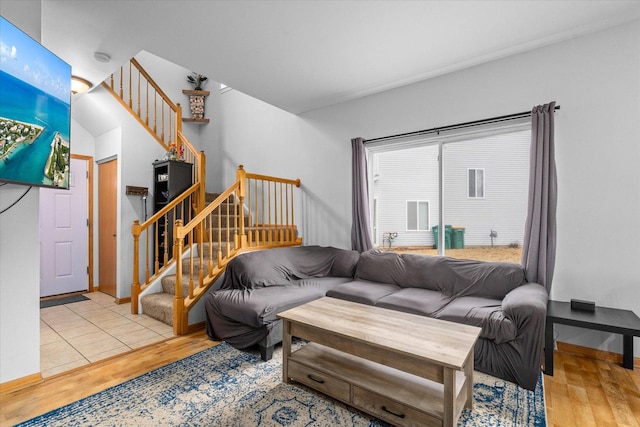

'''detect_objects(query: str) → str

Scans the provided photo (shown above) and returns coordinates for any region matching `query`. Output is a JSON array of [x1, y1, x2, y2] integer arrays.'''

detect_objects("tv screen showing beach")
[[0, 16, 71, 189]]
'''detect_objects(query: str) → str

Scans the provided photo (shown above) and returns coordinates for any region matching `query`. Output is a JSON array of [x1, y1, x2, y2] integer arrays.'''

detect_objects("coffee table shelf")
[[288, 342, 468, 426]]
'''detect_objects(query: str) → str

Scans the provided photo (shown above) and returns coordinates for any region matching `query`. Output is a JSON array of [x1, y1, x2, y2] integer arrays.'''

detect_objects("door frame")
[[71, 154, 95, 292]]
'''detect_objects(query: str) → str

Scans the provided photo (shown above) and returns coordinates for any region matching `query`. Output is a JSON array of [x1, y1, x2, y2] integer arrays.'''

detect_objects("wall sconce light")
[[71, 76, 93, 95]]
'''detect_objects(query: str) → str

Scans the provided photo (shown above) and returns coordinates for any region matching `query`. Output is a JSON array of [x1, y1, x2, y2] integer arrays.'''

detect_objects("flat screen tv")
[[0, 16, 72, 189]]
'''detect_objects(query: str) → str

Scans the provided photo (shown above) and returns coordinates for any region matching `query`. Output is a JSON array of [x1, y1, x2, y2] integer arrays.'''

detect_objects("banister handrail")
[[140, 182, 200, 229], [180, 183, 241, 236], [130, 57, 179, 112], [103, 57, 198, 166], [245, 172, 301, 187]]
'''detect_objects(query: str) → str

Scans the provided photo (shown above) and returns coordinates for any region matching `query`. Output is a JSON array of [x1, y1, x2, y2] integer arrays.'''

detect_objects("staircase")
[[103, 57, 302, 335], [140, 193, 226, 326]]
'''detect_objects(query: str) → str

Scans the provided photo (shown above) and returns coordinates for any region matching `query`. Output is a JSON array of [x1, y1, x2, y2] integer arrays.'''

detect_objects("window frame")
[[467, 168, 485, 199], [406, 200, 430, 231]]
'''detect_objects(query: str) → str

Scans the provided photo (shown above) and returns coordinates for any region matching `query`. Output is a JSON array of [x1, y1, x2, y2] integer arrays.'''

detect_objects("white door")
[[40, 157, 89, 297]]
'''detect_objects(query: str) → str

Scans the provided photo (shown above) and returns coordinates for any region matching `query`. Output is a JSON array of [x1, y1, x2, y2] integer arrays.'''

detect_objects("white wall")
[[0, 186, 41, 383], [219, 90, 353, 247], [220, 21, 640, 356], [0, 0, 42, 383]]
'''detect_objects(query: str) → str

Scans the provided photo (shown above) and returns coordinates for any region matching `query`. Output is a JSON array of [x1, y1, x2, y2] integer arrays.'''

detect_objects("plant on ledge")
[[187, 72, 208, 90]]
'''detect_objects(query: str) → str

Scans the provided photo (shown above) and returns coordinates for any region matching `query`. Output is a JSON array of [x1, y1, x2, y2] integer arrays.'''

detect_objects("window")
[[370, 124, 530, 262], [406, 201, 429, 231], [468, 168, 485, 198]]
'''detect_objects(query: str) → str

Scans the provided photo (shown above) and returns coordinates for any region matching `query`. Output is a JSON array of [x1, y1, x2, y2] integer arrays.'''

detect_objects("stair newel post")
[[173, 219, 185, 335], [131, 220, 141, 314], [236, 165, 248, 249], [195, 151, 206, 243]]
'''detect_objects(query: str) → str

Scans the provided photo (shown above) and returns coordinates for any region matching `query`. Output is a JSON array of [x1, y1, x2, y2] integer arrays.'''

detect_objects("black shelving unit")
[[153, 160, 193, 266]]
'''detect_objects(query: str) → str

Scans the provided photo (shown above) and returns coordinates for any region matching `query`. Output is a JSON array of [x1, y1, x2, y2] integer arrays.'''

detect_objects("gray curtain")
[[522, 102, 557, 292], [351, 137, 374, 252]]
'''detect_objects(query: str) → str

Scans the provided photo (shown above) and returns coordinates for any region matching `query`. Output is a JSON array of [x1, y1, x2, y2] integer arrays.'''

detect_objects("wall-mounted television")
[[0, 16, 72, 189]]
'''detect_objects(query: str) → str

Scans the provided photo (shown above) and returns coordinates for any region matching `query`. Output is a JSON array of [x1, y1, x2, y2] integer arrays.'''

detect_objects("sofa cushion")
[[375, 288, 452, 317], [293, 277, 356, 294], [355, 250, 443, 291], [355, 250, 526, 299], [221, 246, 359, 290], [326, 280, 401, 305], [434, 296, 517, 343], [210, 277, 353, 328], [443, 258, 527, 299], [329, 249, 361, 277]]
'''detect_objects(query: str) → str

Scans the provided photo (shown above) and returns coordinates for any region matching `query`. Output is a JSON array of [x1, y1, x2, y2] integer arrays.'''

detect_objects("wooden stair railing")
[[101, 57, 205, 191], [101, 57, 206, 314], [172, 165, 302, 334]]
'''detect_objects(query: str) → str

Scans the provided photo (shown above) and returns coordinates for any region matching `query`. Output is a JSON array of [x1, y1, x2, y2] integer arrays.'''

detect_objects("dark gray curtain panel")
[[522, 102, 557, 292], [351, 137, 374, 253]]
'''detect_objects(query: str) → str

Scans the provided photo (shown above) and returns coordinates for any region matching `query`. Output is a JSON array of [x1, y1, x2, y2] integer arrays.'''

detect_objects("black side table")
[[544, 300, 640, 375]]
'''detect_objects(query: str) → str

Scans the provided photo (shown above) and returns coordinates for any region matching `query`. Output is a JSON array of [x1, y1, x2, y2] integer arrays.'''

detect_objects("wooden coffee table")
[[277, 297, 481, 427]]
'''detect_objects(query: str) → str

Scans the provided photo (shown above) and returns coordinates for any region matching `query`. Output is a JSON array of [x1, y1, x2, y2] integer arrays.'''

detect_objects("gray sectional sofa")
[[204, 245, 548, 390]]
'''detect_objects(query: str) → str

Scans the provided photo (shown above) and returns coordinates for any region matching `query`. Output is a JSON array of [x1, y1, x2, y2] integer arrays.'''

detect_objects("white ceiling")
[[40, 0, 640, 114]]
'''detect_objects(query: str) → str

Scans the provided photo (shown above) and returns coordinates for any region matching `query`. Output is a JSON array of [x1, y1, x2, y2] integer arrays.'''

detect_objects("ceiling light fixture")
[[93, 51, 111, 63], [71, 76, 93, 95]]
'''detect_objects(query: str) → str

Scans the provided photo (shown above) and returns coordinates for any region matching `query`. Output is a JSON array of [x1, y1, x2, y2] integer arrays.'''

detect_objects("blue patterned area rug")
[[18, 342, 546, 426]]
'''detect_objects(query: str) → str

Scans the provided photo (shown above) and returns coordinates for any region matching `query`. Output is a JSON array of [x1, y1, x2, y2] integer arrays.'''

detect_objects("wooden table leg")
[[465, 348, 474, 409], [443, 368, 455, 427], [282, 320, 292, 384]]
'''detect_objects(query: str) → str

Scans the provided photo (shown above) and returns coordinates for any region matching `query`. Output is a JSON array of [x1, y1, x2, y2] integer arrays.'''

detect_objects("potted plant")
[[187, 72, 208, 90]]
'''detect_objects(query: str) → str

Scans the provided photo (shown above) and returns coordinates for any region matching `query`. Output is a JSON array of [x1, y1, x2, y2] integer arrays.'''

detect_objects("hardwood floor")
[[0, 330, 219, 426], [545, 344, 640, 427], [1, 332, 638, 426]]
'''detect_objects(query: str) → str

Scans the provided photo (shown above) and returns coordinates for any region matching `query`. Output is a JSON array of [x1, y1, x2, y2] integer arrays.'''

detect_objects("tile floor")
[[40, 292, 174, 378]]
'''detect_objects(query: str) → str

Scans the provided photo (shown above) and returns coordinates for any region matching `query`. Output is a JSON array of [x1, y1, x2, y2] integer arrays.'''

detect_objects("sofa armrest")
[[502, 283, 548, 329]]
